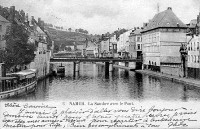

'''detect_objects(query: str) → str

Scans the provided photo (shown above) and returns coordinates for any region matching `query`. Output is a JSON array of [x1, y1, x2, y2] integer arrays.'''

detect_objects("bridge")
[[50, 57, 142, 62], [50, 57, 143, 78]]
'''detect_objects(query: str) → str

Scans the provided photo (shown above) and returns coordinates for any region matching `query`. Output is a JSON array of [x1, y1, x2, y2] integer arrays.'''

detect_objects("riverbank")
[[136, 70, 200, 87], [37, 72, 53, 81], [96, 62, 200, 87], [96, 62, 135, 71]]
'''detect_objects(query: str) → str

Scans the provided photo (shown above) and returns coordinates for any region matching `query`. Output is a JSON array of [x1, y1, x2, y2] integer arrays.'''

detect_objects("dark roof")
[[142, 7, 187, 33], [130, 29, 142, 35], [188, 19, 197, 28], [0, 14, 9, 23]]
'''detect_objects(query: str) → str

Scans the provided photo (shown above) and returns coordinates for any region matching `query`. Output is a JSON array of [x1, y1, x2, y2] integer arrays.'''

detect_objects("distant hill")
[[45, 27, 100, 52], [45, 27, 92, 42]]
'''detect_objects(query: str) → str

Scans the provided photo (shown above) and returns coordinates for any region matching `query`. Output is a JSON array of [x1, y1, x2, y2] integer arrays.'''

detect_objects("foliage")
[[4, 23, 36, 69], [114, 28, 127, 39], [65, 47, 72, 51], [77, 28, 89, 34], [54, 44, 59, 53], [0, 50, 5, 63], [68, 28, 72, 32]]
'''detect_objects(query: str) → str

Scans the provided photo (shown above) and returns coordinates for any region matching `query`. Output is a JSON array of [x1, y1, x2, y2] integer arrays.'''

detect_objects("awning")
[[9, 69, 36, 80], [0, 77, 17, 80]]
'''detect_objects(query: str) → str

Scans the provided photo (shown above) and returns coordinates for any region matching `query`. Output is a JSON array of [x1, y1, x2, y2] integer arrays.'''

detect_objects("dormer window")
[[177, 23, 180, 27]]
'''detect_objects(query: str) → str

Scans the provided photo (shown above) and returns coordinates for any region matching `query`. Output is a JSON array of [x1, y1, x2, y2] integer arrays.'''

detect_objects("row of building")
[[0, 5, 53, 79], [96, 7, 200, 79]]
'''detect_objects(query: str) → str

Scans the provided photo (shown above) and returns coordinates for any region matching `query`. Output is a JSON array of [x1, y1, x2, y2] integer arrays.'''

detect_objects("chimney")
[[198, 14, 200, 24], [20, 10, 25, 23], [38, 17, 41, 26], [31, 16, 34, 25], [25, 13, 30, 25], [177, 23, 180, 27], [143, 23, 148, 28], [9, 6, 15, 22], [40, 20, 45, 30], [25, 13, 28, 21], [0, 5, 3, 10], [167, 7, 172, 10]]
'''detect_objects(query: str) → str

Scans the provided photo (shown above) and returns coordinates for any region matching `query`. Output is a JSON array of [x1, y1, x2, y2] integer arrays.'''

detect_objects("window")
[[191, 55, 193, 62], [0, 25, 2, 32], [137, 44, 141, 50], [2, 35, 4, 40], [137, 37, 140, 42]]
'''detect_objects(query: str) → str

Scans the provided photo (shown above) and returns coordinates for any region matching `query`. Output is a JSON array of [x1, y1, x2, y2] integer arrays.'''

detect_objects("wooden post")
[[105, 62, 109, 78], [75, 61, 80, 72], [73, 62, 76, 76], [0, 80, 2, 92], [125, 62, 129, 67], [109, 61, 113, 72]]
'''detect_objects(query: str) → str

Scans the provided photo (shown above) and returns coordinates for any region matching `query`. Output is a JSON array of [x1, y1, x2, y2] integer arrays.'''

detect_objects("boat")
[[56, 63, 65, 76], [0, 69, 37, 99]]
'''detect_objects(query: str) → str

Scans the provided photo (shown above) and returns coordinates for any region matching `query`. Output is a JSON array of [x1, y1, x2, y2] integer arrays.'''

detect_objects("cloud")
[[192, 0, 200, 7], [0, 0, 200, 34], [55, 0, 122, 18]]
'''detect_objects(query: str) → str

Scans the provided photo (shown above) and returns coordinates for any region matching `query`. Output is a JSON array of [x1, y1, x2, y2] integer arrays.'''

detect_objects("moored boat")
[[0, 69, 37, 99], [57, 63, 65, 77]]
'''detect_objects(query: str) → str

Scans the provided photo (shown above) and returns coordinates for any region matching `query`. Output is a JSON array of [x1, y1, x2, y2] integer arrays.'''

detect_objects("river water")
[[11, 62, 200, 102]]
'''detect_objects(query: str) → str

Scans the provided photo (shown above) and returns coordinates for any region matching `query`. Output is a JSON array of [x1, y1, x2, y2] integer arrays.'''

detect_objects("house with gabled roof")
[[0, 14, 10, 51], [141, 7, 187, 76], [186, 13, 200, 79]]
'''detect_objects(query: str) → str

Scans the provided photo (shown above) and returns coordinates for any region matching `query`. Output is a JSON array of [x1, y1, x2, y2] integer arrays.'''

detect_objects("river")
[[11, 62, 200, 102]]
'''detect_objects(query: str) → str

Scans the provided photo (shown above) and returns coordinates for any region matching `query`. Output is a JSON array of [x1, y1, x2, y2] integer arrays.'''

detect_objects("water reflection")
[[9, 62, 200, 102]]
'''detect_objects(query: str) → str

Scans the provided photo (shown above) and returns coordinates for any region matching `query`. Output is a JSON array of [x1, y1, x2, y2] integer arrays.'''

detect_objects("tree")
[[4, 23, 36, 70], [68, 28, 72, 32], [65, 47, 71, 51], [54, 44, 59, 53], [84, 30, 88, 34]]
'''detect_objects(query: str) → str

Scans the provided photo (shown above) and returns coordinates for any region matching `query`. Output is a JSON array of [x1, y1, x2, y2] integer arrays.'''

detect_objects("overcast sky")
[[0, 0, 200, 34]]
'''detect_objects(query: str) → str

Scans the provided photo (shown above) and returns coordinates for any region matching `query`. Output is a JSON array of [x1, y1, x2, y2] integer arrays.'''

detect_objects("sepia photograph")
[[0, 0, 200, 128]]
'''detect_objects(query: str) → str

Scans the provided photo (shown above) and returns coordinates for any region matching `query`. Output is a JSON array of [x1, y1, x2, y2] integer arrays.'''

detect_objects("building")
[[186, 14, 200, 79], [100, 35, 110, 57], [0, 14, 10, 64], [29, 17, 51, 79], [110, 34, 118, 58], [129, 30, 137, 59], [0, 14, 10, 50], [0, 5, 52, 78], [141, 7, 187, 76], [129, 28, 142, 59], [85, 41, 98, 58], [117, 29, 133, 58], [135, 29, 142, 59]]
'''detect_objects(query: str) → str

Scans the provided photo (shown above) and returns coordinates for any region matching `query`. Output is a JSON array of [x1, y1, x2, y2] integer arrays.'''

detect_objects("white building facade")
[[142, 7, 187, 76], [29, 19, 51, 79]]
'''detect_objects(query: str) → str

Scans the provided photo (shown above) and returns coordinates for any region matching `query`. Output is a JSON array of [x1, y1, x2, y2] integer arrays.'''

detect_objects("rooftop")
[[142, 7, 187, 33], [130, 29, 142, 36], [0, 14, 10, 23], [187, 19, 197, 28]]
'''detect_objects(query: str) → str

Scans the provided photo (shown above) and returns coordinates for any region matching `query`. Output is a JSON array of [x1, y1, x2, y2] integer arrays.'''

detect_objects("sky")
[[0, 0, 200, 34]]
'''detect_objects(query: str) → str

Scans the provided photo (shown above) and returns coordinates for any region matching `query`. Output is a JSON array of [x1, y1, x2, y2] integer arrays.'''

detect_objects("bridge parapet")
[[50, 57, 142, 63]]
